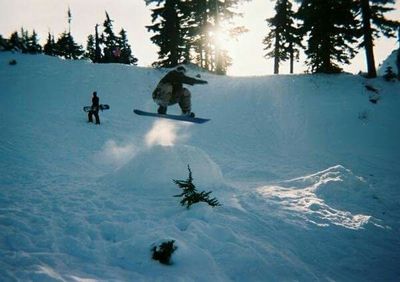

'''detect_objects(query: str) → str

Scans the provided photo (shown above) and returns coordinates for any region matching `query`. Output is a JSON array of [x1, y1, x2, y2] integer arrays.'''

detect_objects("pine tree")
[[95, 24, 102, 63], [43, 33, 57, 56], [209, 0, 224, 73], [101, 12, 120, 63], [55, 32, 84, 59], [19, 28, 30, 53], [264, 0, 302, 74], [5, 28, 41, 54], [356, 0, 399, 78], [186, 0, 209, 69], [52, 9, 84, 60], [297, 0, 359, 74], [173, 165, 221, 209], [146, 0, 240, 73], [189, 0, 239, 74], [178, 0, 196, 64], [8, 31, 23, 52], [146, 0, 188, 67], [26, 30, 42, 54], [85, 34, 97, 62], [383, 66, 396, 81], [0, 35, 7, 51], [210, 0, 240, 74], [117, 28, 138, 65], [88, 16, 138, 64]]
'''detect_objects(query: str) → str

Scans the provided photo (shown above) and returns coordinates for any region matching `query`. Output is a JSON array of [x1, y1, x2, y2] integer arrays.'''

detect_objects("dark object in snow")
[[365, 85, 379, 93], [369, 98, 378, 104], [152, 240, 177, 265], [365, 84, 380, 104], [173, 165, 221, 209], [369, 94, 380, 104], [134, 109, 210, 124], [8, 59, 17, 65], [83, 104, 110, 112], [358, 111, 369, 120]]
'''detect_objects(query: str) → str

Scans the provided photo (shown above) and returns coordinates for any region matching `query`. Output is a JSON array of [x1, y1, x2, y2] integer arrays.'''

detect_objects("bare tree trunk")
[[361, 0, 377, 78], [95, 24, 101, 63], [274, 29, 280, 74], [289, 42, 294, 74]]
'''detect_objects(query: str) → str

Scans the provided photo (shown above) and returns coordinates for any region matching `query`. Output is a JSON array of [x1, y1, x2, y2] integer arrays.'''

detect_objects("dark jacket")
[[160, 70, 207, 93], [92, 96, 99, 107]]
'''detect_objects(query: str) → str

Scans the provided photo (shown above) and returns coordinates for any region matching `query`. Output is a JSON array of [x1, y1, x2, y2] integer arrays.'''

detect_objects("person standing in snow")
[[88, 91, 100, 124], [152, 65, 208, 117]]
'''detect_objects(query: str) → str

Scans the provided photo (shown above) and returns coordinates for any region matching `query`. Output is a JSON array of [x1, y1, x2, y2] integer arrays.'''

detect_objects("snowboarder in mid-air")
[[88, 91, 100, 124], [152, 66, 208, 117]]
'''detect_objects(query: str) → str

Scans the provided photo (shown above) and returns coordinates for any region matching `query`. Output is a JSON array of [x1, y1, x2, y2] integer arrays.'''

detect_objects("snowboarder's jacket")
[[92, 95, 99, 110], [159, 70, 207, 94]]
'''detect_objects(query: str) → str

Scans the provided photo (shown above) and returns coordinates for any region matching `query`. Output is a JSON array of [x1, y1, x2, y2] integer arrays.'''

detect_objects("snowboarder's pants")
[[152, 82, 191, 113], [88, 110, 100, 124]]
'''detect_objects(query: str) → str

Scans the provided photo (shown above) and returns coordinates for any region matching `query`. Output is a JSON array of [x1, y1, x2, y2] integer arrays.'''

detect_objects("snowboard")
[[83, 104, 110, 112], [133, 109, 210, 124]]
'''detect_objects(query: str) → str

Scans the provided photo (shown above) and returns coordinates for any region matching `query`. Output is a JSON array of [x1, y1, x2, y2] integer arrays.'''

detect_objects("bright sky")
[[0, 0, 398, 76]]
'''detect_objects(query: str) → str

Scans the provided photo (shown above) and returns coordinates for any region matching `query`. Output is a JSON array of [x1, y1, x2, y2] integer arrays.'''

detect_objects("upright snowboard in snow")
[[133, 109, 210, 124], [83, 104, 110, 112]]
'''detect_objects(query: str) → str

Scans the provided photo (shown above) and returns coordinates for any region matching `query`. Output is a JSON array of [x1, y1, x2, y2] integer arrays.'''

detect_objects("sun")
[[213, 29, 230, 51], [209, 23, 244, 55]]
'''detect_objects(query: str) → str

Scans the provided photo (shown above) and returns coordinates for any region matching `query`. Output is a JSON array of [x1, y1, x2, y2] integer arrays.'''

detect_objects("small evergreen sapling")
[[173, 165, 221, 209], [383, 66, 397, 82], [151, 240, 177, 265]]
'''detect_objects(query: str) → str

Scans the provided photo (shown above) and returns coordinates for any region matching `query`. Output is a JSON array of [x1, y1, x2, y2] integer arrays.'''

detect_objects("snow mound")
[[109, 144, 224, 192], [257, 165, 380, 229]]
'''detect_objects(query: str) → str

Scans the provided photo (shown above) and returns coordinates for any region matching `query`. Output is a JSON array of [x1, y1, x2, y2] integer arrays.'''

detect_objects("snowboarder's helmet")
[[93, 91, 97, 96], [176, 66, 186, 74]]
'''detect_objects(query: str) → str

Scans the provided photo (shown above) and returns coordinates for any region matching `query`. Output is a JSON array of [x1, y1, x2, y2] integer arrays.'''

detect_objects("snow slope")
[[1, 52, 400, 281], [378, 49, 399, 77]]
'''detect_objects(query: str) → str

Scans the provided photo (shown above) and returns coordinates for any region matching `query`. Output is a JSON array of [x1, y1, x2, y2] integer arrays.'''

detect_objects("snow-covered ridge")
[[1, 52, 400, 281], [378, 49, 399, 76]]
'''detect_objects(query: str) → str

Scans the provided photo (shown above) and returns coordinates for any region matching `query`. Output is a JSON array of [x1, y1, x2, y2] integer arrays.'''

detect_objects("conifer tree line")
[[146, 0, 243, 74], [0, 1, 398, 76], [0, 28, 42, 54], [264, 0, 399, 77], [0, 9, 138, 65]]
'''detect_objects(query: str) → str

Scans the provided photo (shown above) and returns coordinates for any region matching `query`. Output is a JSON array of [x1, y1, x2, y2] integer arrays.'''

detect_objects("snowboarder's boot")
[[158, 106, 167, 114], [182, 111, 195, 118]]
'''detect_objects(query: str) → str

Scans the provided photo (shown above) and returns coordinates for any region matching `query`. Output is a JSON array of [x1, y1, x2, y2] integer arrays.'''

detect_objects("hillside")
[[1, 52, 400, 281]]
